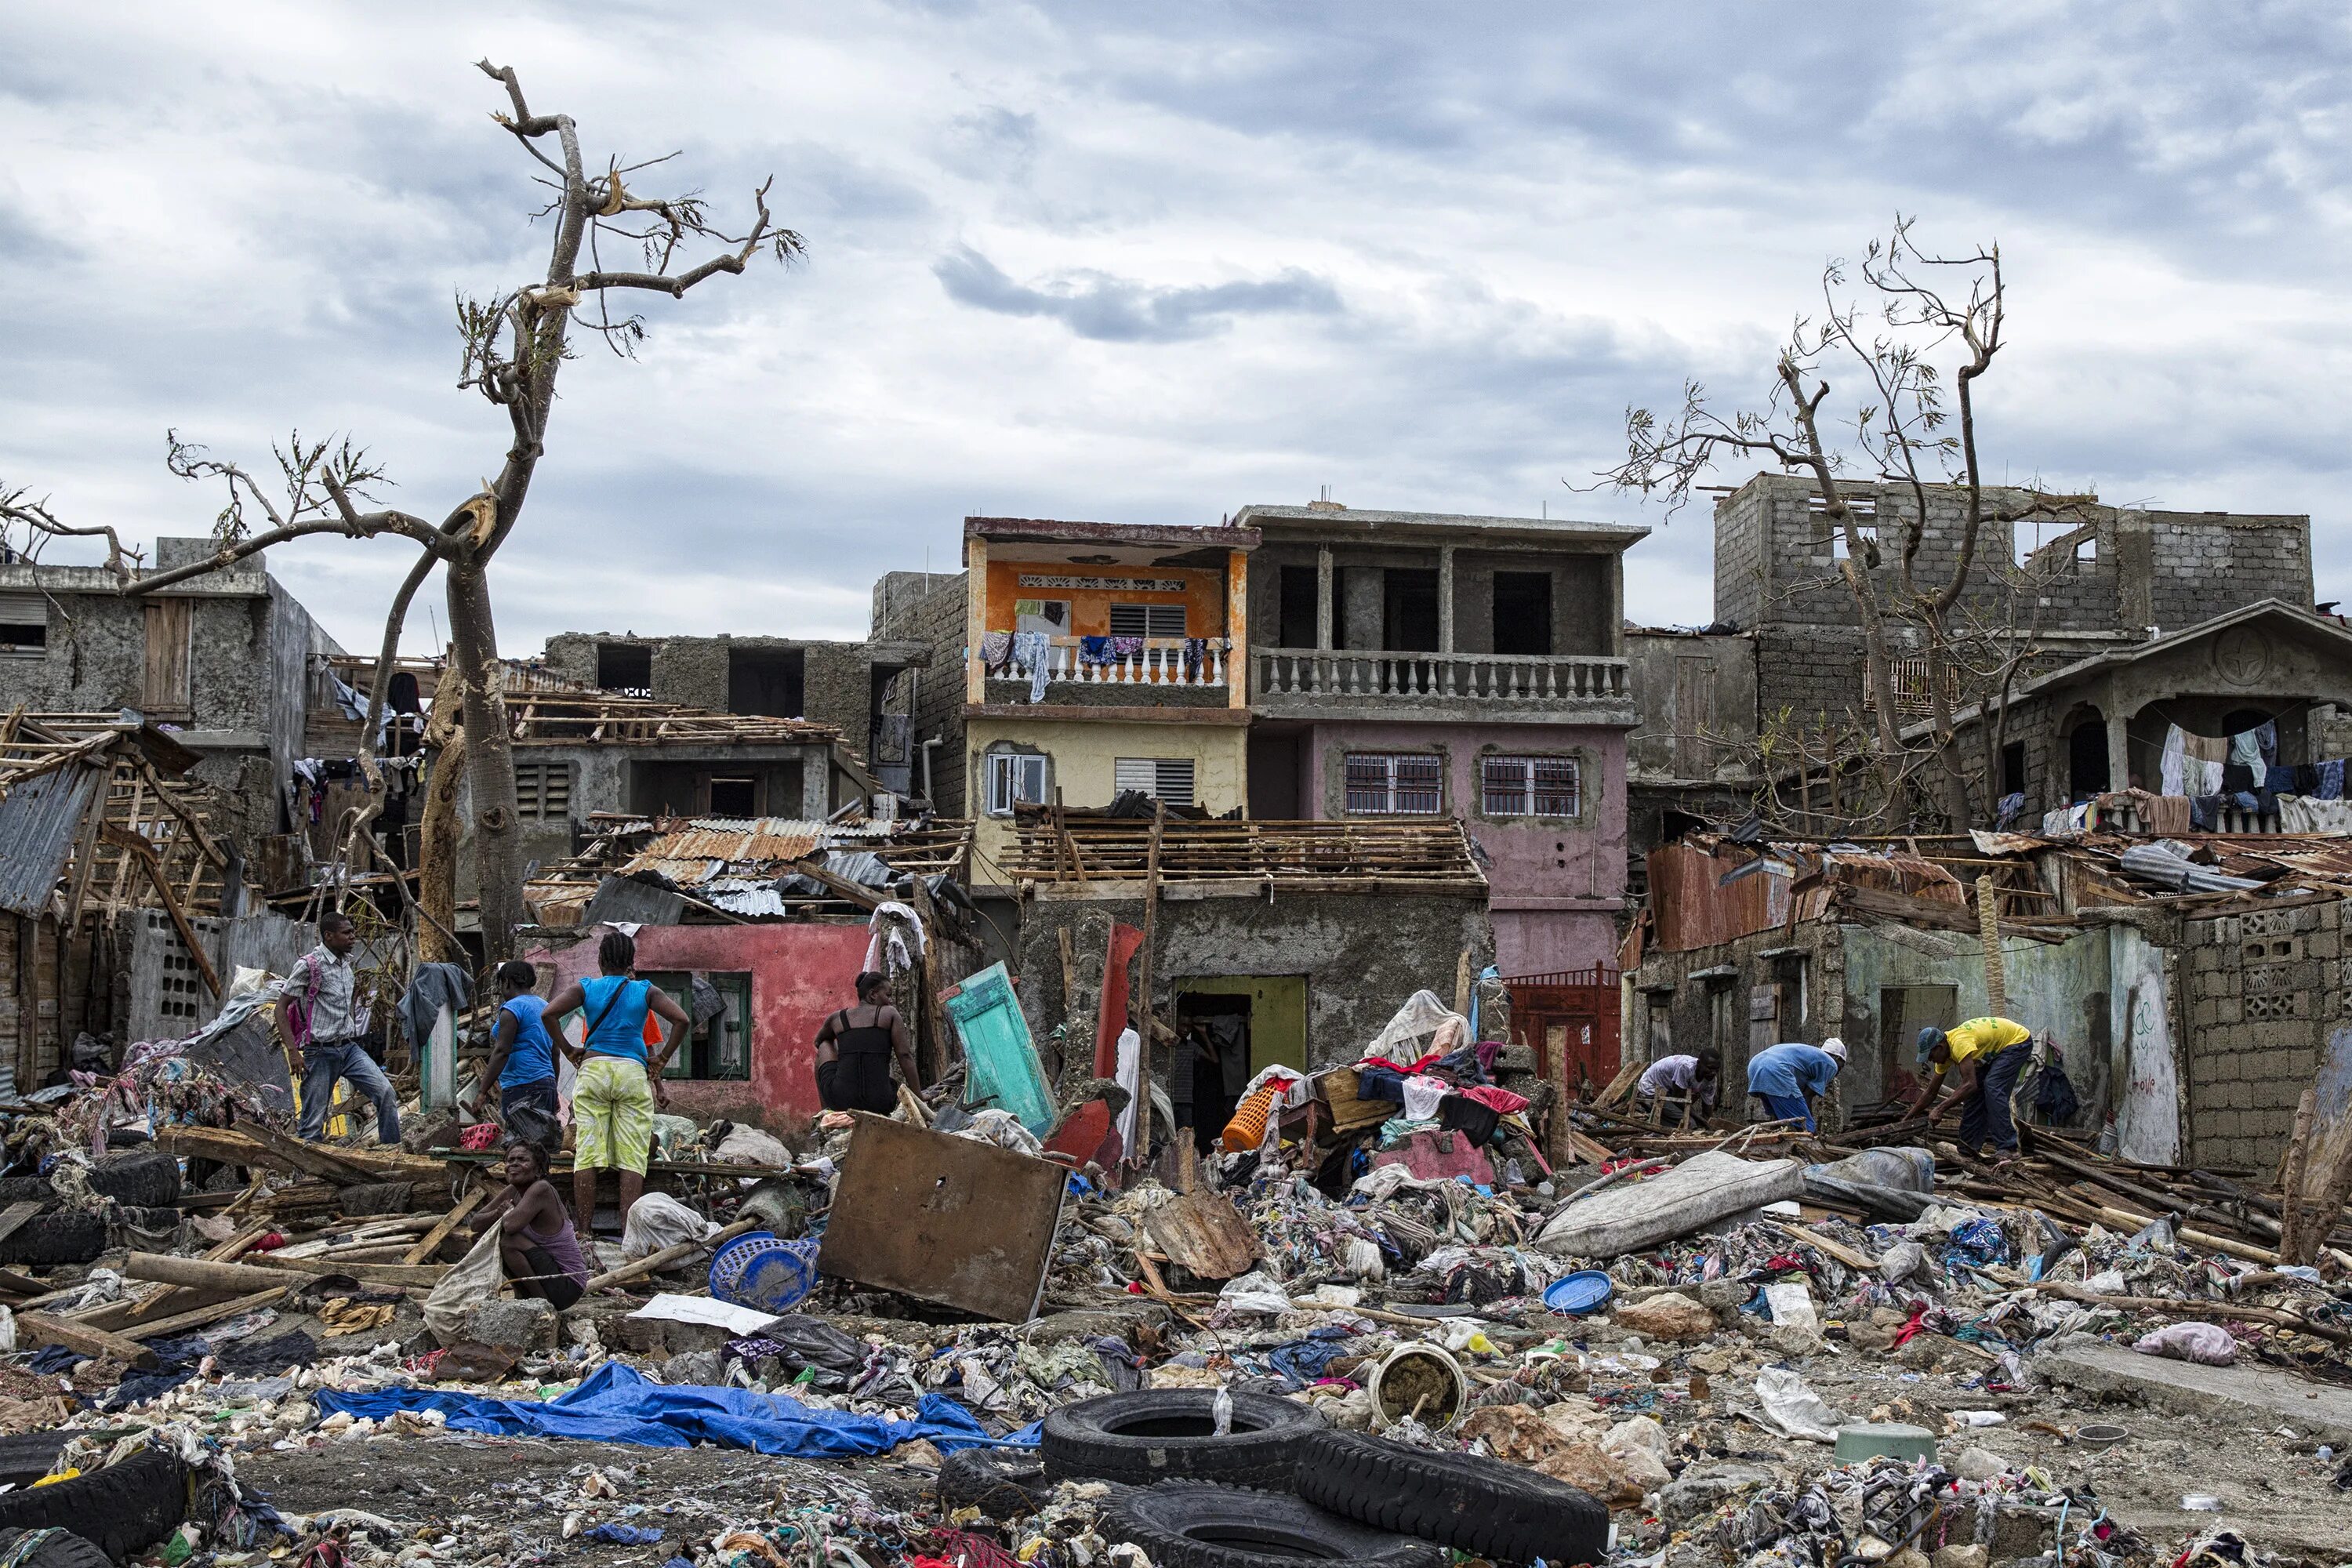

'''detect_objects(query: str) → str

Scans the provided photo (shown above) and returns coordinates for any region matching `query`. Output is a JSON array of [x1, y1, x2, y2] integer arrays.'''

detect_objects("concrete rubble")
[[0, 970, 2342, 1568]]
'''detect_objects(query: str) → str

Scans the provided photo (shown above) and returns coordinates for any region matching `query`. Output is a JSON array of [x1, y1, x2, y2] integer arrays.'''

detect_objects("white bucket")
[[1367, 1341, 1468, 1431]]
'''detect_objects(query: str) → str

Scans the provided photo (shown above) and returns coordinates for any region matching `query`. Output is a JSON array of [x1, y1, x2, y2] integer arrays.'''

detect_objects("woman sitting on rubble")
[[472, 1137, 589, 1311], [814, 971, 918, 1114]]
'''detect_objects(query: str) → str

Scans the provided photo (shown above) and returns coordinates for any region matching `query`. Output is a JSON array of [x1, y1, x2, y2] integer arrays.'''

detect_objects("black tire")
[[1294, 1429, 1609, 1566], [0, 1529, 114, 1568], [0, 1178, 56, 1208], [0, 1212, 106, 1267], [1105, 1481, 1442, 1568], [1042, 1390, 1327, 1490], [88, 1149, 181, 1208], [936, 1446, 1051, 1516], [0, 1433, 75, 1488], [0, 1449, 188, 1562]]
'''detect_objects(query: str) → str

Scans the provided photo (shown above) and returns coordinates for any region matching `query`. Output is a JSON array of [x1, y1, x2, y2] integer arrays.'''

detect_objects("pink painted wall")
[[1298, 720, 1628, 978], [528, 923, 874, 1132]]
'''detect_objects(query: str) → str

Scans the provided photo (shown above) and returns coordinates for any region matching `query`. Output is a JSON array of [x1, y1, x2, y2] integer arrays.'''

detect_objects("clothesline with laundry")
[[2152, 719, 2352, 832]]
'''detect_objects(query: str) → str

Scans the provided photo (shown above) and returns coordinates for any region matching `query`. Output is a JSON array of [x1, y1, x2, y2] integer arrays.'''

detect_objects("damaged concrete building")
[[540, 629, 934, 799], [0, 539, 343, 849]]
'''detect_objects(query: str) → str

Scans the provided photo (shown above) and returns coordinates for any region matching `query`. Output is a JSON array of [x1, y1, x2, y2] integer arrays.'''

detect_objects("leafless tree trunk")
[[4, 63, 802, 961]]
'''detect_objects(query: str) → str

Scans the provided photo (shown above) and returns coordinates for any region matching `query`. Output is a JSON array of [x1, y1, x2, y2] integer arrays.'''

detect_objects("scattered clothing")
[[1399, 1075, 1450, 1122], [398, 963, 473, 1054]]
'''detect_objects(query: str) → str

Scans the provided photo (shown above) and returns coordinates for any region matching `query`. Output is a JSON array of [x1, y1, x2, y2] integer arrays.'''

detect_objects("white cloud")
[[1, 0, 2347, 656]]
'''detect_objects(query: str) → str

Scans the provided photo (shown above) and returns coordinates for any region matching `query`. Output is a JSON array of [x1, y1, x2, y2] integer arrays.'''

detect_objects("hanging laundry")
[[1011, 631, 1051, 703], [2322, 758, 2346, 800], [980, 630, 1013, 673], [1077, 636, 1116, 666]]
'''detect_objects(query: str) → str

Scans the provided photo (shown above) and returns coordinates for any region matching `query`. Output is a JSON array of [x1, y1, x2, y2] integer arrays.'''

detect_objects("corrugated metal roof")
[[0, 763, 103, 916]]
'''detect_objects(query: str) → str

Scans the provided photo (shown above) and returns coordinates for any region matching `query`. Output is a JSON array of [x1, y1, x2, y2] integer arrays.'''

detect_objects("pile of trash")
[[0, 986, 2345, 1568]]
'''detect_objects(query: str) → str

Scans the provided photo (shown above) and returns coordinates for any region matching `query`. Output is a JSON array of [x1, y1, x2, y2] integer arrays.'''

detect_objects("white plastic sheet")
[[1755, 1366, 1842, 1443], [619, 1190, 719, 1261], [1361, 990, 1468, 1068]]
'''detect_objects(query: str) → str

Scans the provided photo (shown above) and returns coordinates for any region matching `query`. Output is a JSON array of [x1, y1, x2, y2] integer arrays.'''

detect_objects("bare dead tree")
[[1599, 217, 2094, 832], [4, 62, 802, 960]]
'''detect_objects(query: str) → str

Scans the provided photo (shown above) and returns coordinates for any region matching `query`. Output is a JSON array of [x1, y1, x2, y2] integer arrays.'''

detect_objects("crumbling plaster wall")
[[964, 717, 1248, 890], [1013, 891, 1493, 1074], [1624, 631, 1758, 782]]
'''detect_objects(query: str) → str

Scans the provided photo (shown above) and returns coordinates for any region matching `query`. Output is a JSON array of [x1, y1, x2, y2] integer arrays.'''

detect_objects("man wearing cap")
[[1743, 1037, 1846, 1133], [1907, 1017, 2034, 1156]]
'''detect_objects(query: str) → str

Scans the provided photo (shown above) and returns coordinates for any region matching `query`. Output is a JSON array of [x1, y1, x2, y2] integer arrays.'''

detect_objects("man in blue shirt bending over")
[[1744, 1038, 1846, 1133]]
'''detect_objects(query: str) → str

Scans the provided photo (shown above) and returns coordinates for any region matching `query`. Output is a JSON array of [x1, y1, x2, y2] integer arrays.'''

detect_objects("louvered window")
[[513, 761, 574, 822], [1108, 603, 1187, 638], [1114, 757, 1196, 806], [0, 593, 46, 656]]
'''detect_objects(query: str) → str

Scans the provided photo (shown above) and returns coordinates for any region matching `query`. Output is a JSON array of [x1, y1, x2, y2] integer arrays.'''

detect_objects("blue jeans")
[[1756, 1091, 1813, 1132], [299, 1040, 401, 1143], [1961, 1042, 2033, 1152]]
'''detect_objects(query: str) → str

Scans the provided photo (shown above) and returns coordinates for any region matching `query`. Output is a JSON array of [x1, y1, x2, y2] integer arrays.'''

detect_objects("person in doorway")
[[545, 930, 691, 1227], [1908, 1017, 2036, 1156], [471, 1138, 589, 1310], [1744, 1037, 1846, 1133], [477, 961, 560, 1145], [814, 971, 918, 1114], [279, 911, 401, 1145], [1636, 1051, 1719, 1127]]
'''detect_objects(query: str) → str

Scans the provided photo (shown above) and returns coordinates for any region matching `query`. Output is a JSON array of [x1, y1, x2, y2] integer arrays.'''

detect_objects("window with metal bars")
[[1860, 655, 1961, 717], [1113, 757, 1196, 806], [1108, 603, 1187, 638], [512, 760, 574, 822], [1480, 753, 1581, 818], [1345, 752, 1443, 815]]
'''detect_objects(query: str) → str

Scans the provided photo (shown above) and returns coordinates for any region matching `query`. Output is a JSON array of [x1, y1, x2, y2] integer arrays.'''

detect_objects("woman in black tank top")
[[815, 971, 918, 1113]]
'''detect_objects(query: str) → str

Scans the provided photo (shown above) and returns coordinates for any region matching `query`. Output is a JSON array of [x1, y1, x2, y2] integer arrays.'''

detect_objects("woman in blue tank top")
[[544, 931, 692, 1225]]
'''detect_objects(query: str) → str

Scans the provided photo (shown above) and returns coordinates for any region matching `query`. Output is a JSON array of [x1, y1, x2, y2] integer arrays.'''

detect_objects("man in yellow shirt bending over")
[[1907, 1016, 2035, 1156]]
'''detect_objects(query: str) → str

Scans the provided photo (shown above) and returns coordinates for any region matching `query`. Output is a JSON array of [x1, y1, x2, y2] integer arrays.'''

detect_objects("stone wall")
[[2180, 898, 2343, 1174]]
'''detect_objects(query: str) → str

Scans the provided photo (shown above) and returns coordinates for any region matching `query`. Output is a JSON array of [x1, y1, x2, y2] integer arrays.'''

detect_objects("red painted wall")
[[528, 923, 874, 1132]]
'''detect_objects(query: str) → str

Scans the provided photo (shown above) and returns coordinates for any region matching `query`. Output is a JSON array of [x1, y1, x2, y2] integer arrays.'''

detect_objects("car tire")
[[0, 1449, 188, 1562], [1104, 1480, 1442, 1568], [0, 1529, 114, 1568], [0, 1213, 107, 1267], [0, 1434, 76, 1490], [88, 1149, 182, 1208], [1294, 1428, 1610, 1566], [0, 1178, 57, 1209], [1042, 1389, 1326, 1490], [936, 1446, 1051, 1516]]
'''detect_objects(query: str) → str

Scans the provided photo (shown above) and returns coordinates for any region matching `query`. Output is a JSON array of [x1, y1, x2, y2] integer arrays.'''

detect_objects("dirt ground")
[[237, 1438, 938, 1566]]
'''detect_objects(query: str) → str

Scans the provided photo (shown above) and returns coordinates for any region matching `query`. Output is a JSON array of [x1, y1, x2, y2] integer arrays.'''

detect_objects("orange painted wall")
[[983, 558, 1228, 637]]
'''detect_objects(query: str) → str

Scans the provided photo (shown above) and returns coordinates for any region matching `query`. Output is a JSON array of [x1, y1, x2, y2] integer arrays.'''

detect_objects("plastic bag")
[[1755, 1366, 1842, 1442], [1217, 1271, 1292, 1315], [423, 1226, 506, 1342], [2133, 1321, 2237, 1366], [620, 1191, 718, 1261]]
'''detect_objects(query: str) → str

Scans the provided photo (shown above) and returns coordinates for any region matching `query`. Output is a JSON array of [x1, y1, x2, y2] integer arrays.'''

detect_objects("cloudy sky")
[[3, 2, 2348, 655]]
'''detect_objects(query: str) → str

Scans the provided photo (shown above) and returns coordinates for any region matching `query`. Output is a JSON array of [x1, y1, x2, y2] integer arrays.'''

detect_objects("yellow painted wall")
[[965, 717, 1248, 887], [984, 559, 1229, 637]]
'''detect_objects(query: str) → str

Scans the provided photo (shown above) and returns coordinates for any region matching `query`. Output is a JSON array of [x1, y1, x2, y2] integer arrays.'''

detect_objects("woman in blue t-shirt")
[[480, 961, 561, 1142]]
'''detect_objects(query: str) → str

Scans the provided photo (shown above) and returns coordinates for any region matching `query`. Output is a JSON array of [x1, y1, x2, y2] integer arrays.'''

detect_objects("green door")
[[1174, 975, 1309, 1076]]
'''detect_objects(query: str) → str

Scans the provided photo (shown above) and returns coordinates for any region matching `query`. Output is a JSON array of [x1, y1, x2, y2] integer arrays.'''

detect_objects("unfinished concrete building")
[[0, 539, 343, 850], [1234, 502, 1642, 1009], [541, 630, 932, 799], [1711, 473, 2314, 738], [1623, 626, 1759, 880]]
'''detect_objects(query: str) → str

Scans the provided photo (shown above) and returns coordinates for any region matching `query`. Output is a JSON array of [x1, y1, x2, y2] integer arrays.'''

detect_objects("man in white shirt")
[[1635, 1051, 1719, 1127]]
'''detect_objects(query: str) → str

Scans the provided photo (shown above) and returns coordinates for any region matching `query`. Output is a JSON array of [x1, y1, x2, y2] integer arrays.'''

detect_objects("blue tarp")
[[314, 1361, 1041, 1458]]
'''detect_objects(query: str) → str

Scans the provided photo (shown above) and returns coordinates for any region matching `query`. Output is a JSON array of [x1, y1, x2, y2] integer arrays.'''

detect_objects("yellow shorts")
[[573, 1055, 655, 1174]]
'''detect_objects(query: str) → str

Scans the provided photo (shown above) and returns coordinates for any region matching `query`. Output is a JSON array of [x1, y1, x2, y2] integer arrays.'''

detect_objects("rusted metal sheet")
[[818, 1113, 1067, 1322], [1142, 1189, 1260, 1281], [1646, 844, 1793, 950]]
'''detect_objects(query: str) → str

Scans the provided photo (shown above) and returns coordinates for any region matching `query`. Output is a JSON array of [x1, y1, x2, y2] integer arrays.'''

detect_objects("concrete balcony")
[[974, 636, 1238, 710], [1252, 647, 1637, 725]]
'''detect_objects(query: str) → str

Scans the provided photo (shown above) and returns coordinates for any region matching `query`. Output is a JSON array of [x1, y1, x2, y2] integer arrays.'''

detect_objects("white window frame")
[[1114, 757, 1196, 806], [1345, 751, 1443, 815], [1480, 753, 1580, 818], [1109, 603, 1188, 639], [0, 593, 47, 658], [984, 750, 1049, 816]]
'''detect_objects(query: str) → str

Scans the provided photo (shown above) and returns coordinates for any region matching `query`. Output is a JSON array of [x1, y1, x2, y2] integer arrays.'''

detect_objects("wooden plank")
[[1141, 1189, 1259, 1280], [18, 1310, 158, 1369], [127, 1287, 291, 1342], [244, 1256, 448, 1287], [583, 1218, 758, 1294], [0, 1201, 42, 1247], [403, 1186, 486, 1265]]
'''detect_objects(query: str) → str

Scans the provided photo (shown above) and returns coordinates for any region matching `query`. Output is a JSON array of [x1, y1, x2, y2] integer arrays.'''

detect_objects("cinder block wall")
[[2180, 899, 2343, 1174], [871, 571, 969, 811]]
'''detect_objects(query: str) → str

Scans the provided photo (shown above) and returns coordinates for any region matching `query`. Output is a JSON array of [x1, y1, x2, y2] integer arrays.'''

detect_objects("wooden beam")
[[100, 822, 218, 997], [583, 1218, 758, 1293], [17, 1310, 158, 1369], [403, 1186, 485, 1265]]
